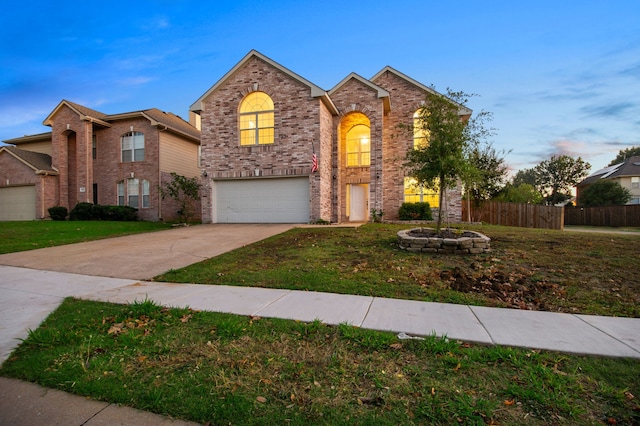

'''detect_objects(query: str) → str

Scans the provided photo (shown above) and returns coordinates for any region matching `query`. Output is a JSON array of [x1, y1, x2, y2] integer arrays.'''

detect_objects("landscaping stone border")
[[397, 228, 491, 254]]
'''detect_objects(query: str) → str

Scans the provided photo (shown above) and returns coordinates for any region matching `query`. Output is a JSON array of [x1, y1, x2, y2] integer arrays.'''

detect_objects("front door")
[[349, 184, 369, 222]]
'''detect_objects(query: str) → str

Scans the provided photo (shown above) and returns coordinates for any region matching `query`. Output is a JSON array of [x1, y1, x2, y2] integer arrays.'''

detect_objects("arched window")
[[413, 110, 429, 149], [239, 92, 274, 146], [117, 178, 150, 208], [121, 131, 144, 162], [346, 124, 370, 167]]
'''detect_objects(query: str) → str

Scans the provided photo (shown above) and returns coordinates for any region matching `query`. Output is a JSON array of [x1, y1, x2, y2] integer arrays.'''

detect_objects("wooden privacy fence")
[[462, 202, 564, 230], [564, 205, 640, 227]]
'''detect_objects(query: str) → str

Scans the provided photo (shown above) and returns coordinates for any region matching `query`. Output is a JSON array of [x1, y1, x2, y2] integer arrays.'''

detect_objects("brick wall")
[[330, 78, 385, 222], [199, 55, 329, 223], [372, 70, 463, 221]]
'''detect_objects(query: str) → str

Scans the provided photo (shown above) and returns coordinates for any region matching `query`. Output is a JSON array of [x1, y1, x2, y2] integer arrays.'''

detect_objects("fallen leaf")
[[256, 396, 267, 403], [504, 399, 515, 406], [390, 343, 403, 350], [453, 362, 461, 371]]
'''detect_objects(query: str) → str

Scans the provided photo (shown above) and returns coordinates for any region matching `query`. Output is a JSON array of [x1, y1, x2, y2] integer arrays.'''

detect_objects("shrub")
[[399, 202, 433, 220], [69, 203, 138, 221], [105, 206, 138, 221], [48, 206, 68, 221], [69, 202, 95, 220]]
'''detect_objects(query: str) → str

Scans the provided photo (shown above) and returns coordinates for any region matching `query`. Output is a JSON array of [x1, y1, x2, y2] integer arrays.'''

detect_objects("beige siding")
[[14, 141, 53, 156], [159, 133, 200, 178]]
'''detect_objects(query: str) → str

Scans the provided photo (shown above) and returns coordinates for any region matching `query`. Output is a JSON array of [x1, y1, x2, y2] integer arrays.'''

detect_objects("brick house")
[[190, 50, 470, 223], [576, 156, 640, 205], [0, 100, 200, 221]]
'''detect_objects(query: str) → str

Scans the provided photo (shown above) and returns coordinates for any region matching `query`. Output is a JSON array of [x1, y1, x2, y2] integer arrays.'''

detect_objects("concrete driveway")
[[0, 223, 294, 280]]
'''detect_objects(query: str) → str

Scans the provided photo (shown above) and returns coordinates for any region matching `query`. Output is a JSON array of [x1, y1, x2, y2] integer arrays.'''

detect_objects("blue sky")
[[1, 0, 639, 173]]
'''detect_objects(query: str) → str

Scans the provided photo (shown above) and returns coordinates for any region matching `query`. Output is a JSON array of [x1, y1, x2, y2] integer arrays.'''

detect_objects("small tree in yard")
[[159, 173, 202, 223], [405, 89, 492, 233], [579, 180, 631, 206]]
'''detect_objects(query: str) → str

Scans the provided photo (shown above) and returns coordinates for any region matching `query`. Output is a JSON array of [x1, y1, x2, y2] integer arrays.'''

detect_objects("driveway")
[[0, 224, 294, 280]]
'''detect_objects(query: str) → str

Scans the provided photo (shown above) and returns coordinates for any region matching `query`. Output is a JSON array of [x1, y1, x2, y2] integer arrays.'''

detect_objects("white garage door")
[[0, 186, 36, 221], [215, 177, 310, 223]]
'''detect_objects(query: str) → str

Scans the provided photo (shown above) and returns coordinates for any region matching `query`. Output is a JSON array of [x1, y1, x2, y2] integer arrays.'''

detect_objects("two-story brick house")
[[0, 100, 200, 221], [190, 50, 470, 223]]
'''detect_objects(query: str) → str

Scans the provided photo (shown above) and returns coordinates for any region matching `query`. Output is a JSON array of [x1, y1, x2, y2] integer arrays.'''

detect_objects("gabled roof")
[[41, 100, 200, 143], [371, 66, 473, 118], [329, 72, 391, 114], [190, 50, 338, 115], [107, 108, 200, 142], [3, 132, 52, 145], [578, 156, 640, 186], [0, 146, 58, 174], [43, 99, 111, 127]]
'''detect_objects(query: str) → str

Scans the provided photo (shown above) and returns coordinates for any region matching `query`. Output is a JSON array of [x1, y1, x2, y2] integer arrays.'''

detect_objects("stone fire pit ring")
[[398, 228, 490, 254]]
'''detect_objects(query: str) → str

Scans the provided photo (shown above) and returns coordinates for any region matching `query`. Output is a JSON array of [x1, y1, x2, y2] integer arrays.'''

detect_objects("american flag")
[[311, 152, 318, 173]]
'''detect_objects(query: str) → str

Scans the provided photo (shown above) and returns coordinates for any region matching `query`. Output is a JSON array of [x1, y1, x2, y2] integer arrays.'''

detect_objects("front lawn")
[[0, 221, 172, 254], [155, 223, 640, 318], [2, 298, 638, 425]]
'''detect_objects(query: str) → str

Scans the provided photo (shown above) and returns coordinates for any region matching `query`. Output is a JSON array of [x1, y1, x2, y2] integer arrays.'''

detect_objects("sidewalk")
[[1, 265, 640, 424]]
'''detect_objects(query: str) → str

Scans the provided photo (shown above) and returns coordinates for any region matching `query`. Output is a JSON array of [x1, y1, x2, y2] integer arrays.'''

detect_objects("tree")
[[578, 180, 631, 206], [494, 183, 543, 204], [466, 142, 509, 206], [608, 146, 640, 166], [512, 168, 538, 188], [533, 155, 590, 205], [405, 89, 490, 232], [159, 172, 202, 223]]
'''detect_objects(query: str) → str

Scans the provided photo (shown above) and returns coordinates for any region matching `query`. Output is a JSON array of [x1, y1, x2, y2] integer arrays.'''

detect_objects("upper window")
[[121, 131, 144, 162], [413, 110, 429, 148], [117, 178, 150, 208], [239, 92, 274, 146], [346, 124, 370, 167], [632, 177, 639, 189]]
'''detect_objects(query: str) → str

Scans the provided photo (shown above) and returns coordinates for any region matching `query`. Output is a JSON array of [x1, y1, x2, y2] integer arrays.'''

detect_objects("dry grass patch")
[[2, 298, 639, 425]]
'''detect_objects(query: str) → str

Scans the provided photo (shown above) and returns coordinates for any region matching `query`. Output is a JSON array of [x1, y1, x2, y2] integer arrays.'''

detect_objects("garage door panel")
[[0, 186, 36, 221], [215, 178, 309, 223]]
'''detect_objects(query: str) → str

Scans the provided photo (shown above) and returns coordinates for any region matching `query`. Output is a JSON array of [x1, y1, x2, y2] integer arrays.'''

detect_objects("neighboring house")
[[576, 156, 640, 205], [0, 100, 200, 221], [190, 50, 470, 223]]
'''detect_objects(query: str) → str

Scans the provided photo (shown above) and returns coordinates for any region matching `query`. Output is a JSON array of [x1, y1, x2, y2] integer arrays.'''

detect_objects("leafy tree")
[[578, 180, 631, 206], [466, 142, 509, 206], [533, 155, 590, 205], [405, 89, 490, 232], [512, 168, 538, 188], [159, 173, 202, 223], [608, 146, 640, 166], [494, 183, 543, 204]]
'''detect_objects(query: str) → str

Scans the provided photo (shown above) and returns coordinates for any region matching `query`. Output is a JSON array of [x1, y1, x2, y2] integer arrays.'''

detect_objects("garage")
[[214, 177, 310, 223], [0, 186, 36, 221]]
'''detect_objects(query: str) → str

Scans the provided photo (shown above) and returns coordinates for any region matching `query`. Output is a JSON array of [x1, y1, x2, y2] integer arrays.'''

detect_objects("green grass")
[[0, 221, 171, 254], [155, 223, 640, 317], [2, 298, 638, 425]]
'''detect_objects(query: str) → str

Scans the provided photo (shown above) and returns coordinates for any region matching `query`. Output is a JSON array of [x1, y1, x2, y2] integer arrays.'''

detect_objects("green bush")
[[399, 202, 433, 220], [105, 206, 138, 221], [69, 203, 138, 221], [69, 202, 95, 220], [47, 206, 68, 221]]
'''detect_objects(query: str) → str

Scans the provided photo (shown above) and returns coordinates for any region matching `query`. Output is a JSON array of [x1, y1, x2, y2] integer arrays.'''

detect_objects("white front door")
[[349, 184, 368, 222]]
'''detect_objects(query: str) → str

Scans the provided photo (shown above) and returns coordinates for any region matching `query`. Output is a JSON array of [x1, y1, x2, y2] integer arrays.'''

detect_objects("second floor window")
[[413, 110, 429, 149], [121, 131, 144, 162], [346, 124, 370, 167], [239, 92, 274, 146]]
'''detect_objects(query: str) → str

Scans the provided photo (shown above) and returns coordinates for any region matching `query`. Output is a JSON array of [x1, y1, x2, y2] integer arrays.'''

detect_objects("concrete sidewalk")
[[1, 266, 640, 425]]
